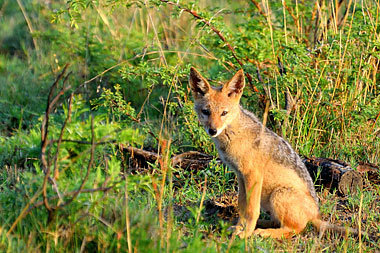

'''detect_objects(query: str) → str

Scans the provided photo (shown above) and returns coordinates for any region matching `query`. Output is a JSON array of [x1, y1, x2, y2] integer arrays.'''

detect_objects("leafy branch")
[[38, 65, 124, 224], [158, 0, 260, 93]]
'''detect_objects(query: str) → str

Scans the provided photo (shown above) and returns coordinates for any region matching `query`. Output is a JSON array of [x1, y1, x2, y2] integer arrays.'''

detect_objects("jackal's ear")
[[224, 69, 245, 98], [189, 67, 210, 98]]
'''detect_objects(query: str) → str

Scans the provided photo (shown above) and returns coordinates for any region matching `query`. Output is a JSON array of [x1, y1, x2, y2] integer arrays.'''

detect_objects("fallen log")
[[122, 146, 379, 196], [122, 146, 215, 171], [303, 157, 364, 196], [171, 151, 214, 170]]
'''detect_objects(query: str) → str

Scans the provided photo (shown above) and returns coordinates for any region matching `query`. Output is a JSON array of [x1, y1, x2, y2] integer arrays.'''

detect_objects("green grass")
[[0, 0, 379, 251]]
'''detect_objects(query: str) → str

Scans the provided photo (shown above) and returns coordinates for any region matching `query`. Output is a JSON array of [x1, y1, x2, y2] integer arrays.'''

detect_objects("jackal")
[[189, 67, 358, 238]]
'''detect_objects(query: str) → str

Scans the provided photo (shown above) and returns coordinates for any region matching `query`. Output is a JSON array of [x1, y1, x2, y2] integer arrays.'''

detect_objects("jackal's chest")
[[213, 133, 254, 173], [217, 148, 238, 171]]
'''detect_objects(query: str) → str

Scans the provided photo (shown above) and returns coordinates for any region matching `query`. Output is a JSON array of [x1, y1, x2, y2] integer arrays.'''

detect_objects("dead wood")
[[303, 157, 366, 196], [171, 151, 214, 170], [123, 146, 216, 171], [125, 146, 160, 163], [123, 146, 379, 196]]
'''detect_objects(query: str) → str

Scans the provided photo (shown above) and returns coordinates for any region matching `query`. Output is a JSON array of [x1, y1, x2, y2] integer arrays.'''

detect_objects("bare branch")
[[249, 0, 267, 18], [53, 94, 74, 180], [41, 64, 70, 212], [158, 0, 260, 93], [59, 116, 96, 208], [16, 0, 39, 51], [282, 0, 298, 28], [50, 139, 118, 145]]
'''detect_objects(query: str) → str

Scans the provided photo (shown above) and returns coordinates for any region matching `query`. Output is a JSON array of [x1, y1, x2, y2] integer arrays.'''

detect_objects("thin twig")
[[51, 139, 118, 145], [249, 0, 267, 17], [48, 82, 72, 113], [59, 116, 96, 208], [50, 177, 64, 204], [282, 0, 299, 29], [158, 0, 259, 93], [41, 65, 69, 158], [109, 100, 140, 123], [53, 92, 74, 180], [41, 64, 70, 212], [16, 0, 39, 51], [74, 50, 217, 95]]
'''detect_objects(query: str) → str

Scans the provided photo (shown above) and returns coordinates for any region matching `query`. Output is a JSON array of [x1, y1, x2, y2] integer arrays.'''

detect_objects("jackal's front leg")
[[229, 175, 246, 235], [235, 171, 263, 238]]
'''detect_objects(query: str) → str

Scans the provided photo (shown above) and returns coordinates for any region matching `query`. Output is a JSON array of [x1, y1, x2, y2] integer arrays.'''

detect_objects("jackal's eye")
[[221, 111, 228, 116], [201, 109, 210, 116]]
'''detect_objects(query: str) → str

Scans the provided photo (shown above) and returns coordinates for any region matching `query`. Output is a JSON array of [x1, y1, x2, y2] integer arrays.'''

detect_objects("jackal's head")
[[189, 67, 245, 137]]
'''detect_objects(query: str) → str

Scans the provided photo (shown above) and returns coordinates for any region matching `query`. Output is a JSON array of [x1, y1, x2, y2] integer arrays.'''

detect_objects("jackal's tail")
[[312, 218, 361, 238]]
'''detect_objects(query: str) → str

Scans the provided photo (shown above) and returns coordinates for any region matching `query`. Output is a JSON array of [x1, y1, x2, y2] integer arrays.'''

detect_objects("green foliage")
[[91, 84, 137, 121], [0, 126, 40, 169], [1, 0, 379, 251], [0, 94, 148, 251]]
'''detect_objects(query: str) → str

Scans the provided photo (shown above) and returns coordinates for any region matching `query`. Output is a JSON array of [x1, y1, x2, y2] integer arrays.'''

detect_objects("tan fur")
[[189, 67, 359, 239]]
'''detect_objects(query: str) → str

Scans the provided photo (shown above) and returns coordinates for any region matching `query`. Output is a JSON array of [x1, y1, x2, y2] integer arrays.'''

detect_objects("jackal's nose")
[[208, 128, 217, 136]]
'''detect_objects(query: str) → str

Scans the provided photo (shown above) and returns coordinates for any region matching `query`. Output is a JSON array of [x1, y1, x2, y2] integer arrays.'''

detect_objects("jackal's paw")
[[228, 225, 244, 237], [253, 228, 271, 238], [228, 225, 255, 238]]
